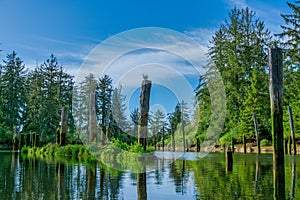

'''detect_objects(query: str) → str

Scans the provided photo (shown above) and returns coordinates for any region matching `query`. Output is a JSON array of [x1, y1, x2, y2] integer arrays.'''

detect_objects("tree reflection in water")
[[0, 152, 299, 199]]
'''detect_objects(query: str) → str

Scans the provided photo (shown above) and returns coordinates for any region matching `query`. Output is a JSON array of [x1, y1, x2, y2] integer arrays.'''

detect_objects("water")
[[0, 151, 299, 200]]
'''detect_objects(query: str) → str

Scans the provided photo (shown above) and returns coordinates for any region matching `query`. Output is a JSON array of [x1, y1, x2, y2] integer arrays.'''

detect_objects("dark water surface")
[[0, 151, 299, 200]]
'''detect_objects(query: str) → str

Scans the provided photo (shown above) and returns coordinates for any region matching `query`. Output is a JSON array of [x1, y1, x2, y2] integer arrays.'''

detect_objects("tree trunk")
[[59, 107, 68, 146], [269, 47, 285, 199], [138, 78, 152, 151]]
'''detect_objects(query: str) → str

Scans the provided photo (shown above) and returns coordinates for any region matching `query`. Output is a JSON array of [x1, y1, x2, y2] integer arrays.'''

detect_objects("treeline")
[[195, 2, 300, 146], [0, 2, 299, 150], [0, 51, 182, 147], [0, 53, 74, 144]]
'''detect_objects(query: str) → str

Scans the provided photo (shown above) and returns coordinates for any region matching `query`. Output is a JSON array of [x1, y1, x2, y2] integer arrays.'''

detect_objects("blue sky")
[[0, 0, 292, 118]]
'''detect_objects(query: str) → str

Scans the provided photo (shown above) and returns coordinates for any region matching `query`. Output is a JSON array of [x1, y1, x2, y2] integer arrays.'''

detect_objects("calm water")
[[0, 151, 299, 200]]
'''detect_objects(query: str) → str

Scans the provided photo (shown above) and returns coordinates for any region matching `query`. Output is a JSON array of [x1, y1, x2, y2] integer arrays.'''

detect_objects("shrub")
[[128, 142, 144, 153], [113, 139, 128, 151], [260, 139, 270, 147], [21, 146, 30, 154]]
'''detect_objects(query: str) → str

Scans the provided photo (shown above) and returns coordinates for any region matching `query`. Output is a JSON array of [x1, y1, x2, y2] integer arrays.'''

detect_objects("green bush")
[[219, 133, 233, 146], [260, 139, 271, 147], [113, 139, 129, 151], [21, 146, 30, 153], [128, 142, 144, 153]]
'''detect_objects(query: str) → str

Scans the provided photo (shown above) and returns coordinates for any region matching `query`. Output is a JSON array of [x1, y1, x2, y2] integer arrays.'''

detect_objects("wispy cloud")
[[224, 0, 289, 34]]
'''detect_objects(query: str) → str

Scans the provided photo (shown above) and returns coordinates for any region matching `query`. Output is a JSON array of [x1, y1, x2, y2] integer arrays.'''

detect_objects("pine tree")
[[207, 7, 271, 141], [111, 85, 128, 137], [97, 74, 113, 139], [150, 109, 166, 149], [1, 51, 27, 131], [276, 1, 300, 136], [25, 55, 74, 143]]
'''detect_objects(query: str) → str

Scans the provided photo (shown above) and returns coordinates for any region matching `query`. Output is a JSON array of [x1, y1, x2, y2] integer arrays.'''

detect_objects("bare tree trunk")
[[60, 107, 68, 146], [138, 78, 152, 151]]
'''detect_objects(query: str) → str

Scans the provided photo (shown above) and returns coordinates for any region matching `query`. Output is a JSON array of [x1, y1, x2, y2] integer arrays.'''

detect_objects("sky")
[[0, 0, 292, 120]]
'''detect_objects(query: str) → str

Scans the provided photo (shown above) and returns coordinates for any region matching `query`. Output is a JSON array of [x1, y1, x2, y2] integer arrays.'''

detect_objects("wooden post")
[[243, 134, 246, 154], [288, 106, 296, 155], [291, 157, 296, 199], [254, 155, 260, 194], [138, 77, 152, 151], [231, 137, 235, 153], [196, 138, 200, 152], [269, 47, 285, 199], [89, 92, 97, 144], [226, 149, 233, 172], [153, 135, 157, 151], [289, 136, 292, 155], [253, 112, 260, 154], [60, 107, 68, 146], [181, 100, 185, 152], [171, 127, 175, 152], [285, 139, 288, 154], [162, 126, 165, 152], [137, 171, 147, 200]]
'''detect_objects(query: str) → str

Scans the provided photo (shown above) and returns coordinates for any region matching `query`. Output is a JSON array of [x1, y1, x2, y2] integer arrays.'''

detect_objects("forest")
[[0, 2, 299, 153]]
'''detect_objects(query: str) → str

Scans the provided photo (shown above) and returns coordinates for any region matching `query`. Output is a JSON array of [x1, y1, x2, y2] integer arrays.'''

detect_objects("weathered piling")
[[243, 134, 246, 154], [253, 112, 260, 154], [162, 126, 165, 152], [137, 170, 147, 200], [138, 77, 152, 151], [181, 100, 185, 152], [226, 148, 233, 172], [269, 47, 285, 199], [89, 92, 98, 144], [171, 127, 175, 152], [59, 107, 68, 146], [288, 106, 296, 155]]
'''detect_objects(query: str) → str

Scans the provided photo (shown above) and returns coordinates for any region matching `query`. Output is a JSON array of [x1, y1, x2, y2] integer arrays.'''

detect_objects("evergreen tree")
[[73, 73, 97, 142], [1, 51, 27, 131], [130, 108, 139, 137], [97, 75, 113, 139], [111, 85, 128, 136], [207, 7, 271, 141], [150, 109, 166, 148], [276, 1, 300, 136], [25, 55, 74, 143]]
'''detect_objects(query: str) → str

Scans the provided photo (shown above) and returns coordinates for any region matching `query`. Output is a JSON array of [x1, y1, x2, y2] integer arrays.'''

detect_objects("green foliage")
[[276, 2, 300, 138], [219, 133, 233, 146], [260, 139, 271, 147], [199, 6, 272, 143], [21, 146, 30, 153], [0, 51, 27, 130], [0, 126, 12, 142], [113, 139, 129, 151], [128, 142, 145, 153]]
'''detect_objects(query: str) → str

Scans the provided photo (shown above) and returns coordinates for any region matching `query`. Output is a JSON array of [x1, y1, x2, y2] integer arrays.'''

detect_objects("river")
[[0, 151, 299, 199]]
